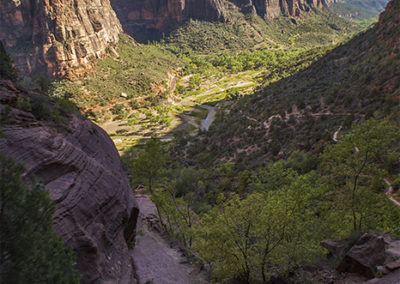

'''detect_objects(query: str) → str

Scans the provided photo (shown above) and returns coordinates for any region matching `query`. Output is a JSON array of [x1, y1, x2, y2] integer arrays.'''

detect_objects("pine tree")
[[0, 41, 17, 80], [0, 155, 80, 283]]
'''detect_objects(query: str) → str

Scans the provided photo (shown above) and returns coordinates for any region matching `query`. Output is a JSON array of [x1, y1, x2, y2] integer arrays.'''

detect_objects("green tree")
[[0, 155, 80, 283], [320, 119, 400, 233], [130, 138, 166, 193], [151, 182, 196, 249], [193, 173, 323, 283], [188, 75, 202, 90], [0, 41, 17, 80], [250, 160, 298, 192]]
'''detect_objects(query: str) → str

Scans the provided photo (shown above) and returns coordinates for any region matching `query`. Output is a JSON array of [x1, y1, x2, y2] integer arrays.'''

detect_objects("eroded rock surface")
[[0, 0, 122, 78], [0, 80, 138, 283], [337, 234, 386, 278], [326, 233, 400, 282], [111, 0, 332, 38]]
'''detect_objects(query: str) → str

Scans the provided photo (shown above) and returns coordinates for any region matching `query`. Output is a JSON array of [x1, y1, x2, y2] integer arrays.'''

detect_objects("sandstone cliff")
[[111, 0, 333, 39], [0, 79, 138, 283], [0, 0, 122, 78]]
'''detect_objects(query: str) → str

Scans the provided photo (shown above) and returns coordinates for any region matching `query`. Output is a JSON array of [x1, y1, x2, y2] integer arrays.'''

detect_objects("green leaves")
[[130, 138, 166, 193], [320, 119, 400, 234], [0, 155, 80, 283], [192, 172, 324, 283], [0, 41, 17, 81]]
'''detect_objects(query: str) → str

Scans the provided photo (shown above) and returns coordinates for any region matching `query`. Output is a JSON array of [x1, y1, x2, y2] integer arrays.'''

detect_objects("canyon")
[[0, 0, 337, 78], [0, 0, 398, 283], [111, 0, 335, 40]]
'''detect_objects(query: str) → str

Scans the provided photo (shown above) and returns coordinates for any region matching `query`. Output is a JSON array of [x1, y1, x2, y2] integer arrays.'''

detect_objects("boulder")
[[337, 234, 386, 279], [321, 239, 350, 257]]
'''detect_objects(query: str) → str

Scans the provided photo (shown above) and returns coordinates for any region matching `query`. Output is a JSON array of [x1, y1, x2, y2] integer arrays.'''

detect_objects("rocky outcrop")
[[337, 234, 386, 278], [0, 0, 122, 79], [377, 0, 400, 50], [111, 0, 331, 39], [0, 80, 138, 283], [324, 233, 400, 281]]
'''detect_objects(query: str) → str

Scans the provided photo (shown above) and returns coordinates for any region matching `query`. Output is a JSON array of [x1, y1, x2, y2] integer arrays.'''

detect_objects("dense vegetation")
[[124, 1, 400, 282], [179, 3, 400, 168], [127, 119, 400, 283], [0, 155, 81, 283], [3, 0, 398, 282], [51, 8, 362, 125]]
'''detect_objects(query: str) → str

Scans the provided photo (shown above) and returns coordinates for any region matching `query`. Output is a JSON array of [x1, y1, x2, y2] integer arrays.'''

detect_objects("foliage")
[[320, 119, 400, 233], [193, 173, 324, 283], [0, 41, 17, 80], [181, 6, 400, 167], [130, 138, 166, 192], [151, 182, 196, 249], [0, 155, 80, 283], [165, 9, 359, 53], [53, 35, 182, 115]]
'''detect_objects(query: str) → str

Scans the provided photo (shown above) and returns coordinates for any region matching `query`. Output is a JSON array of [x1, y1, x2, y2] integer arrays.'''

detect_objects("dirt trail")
[[384, 179, 400, 207], [131, 194, 206, 284], [333, 125, 342, 142], [333, 133, 400, 207]]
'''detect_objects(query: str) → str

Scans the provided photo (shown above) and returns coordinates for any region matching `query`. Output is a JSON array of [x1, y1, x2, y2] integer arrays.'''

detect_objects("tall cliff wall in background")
[[111, 0, 334, 40], [0, 0, 122, 78], [0, 0, 337, 76]]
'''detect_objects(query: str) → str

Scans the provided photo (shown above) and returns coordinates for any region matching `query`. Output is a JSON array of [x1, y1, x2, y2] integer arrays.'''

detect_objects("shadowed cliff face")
[[0, 0, 122, 79], [111, 0, 333, 41], [110, 0, 226, 41], [0, 79, 139, 283]]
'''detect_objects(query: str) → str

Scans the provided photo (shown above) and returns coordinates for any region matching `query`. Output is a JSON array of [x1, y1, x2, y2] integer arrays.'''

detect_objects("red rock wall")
[[111, 0, 330, 38], [0, 80, 138, 283], [0, 0, 122, 78]]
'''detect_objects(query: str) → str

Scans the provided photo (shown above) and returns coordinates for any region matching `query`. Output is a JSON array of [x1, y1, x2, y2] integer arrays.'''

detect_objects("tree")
[[320, 119, 400, 233], [0, 41, 17, 80], [151, 182, 196, 250], [0, 155, 80, 283], [193, 173, 324, 283], [130, 137, 166, 193], [188, 75, 202, 90]]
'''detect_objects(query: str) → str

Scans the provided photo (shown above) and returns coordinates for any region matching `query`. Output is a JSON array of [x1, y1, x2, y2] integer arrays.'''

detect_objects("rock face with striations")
[[0, 79, 139, 283], [0, 0, 122, 78], [111, 0, 331, 38]]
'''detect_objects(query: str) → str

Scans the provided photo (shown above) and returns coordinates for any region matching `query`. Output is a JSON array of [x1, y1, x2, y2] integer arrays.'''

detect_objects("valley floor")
[[100, 70, 261, 152]]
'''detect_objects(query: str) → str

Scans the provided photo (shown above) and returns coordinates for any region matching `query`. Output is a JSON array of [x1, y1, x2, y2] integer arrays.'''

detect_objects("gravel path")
[[131, 194, 206, 284]]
